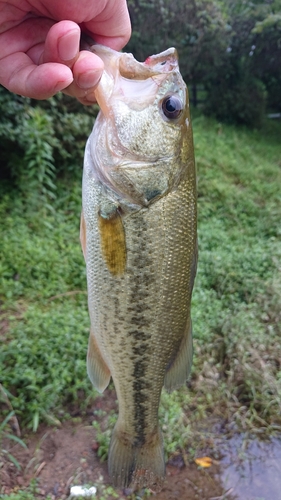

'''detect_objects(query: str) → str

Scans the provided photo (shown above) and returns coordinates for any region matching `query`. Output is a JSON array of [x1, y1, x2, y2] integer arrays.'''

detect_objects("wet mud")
[[2, 416, 281, 500]]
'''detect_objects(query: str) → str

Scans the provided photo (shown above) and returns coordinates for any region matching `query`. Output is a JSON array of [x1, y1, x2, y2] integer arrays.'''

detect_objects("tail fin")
[[108, 423, 165, 492]]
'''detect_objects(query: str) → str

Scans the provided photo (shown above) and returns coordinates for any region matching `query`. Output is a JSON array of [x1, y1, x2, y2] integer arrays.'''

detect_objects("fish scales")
[[81, 44, 197, 491]]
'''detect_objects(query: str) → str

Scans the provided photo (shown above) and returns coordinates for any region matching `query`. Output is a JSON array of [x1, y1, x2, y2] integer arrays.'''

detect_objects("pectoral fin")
[[98, 209, 126, 276], [87, 330, 111, 393], [164, 318, 193, 392]]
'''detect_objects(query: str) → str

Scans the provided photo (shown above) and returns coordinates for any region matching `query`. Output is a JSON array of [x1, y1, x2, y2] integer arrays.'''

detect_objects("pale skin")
[[0, 0, 131, 104]]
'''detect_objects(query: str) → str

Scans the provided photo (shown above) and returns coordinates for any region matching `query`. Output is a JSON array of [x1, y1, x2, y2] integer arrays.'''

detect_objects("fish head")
[[87, 45, 193, 207]]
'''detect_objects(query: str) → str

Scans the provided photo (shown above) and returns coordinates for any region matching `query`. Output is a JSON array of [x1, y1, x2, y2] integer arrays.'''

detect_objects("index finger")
[[82, 0, 131, 50]]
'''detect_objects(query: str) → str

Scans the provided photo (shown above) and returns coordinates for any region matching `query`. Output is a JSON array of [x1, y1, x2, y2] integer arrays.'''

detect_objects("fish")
[[80, 43, 197, 492]]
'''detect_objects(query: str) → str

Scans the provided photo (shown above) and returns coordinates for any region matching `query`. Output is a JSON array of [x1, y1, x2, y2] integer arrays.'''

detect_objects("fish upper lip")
[[83, 42, 180, 95], [81, 39, 179, 78], [118, 48, 179, 80]]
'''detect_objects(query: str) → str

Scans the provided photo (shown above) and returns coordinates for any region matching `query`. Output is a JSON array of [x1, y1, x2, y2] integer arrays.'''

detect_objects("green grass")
[[0, 181, 96, 430], [0, 481, 51, 500], [190, 116, 281, 431], [0, 115, 281, 459]]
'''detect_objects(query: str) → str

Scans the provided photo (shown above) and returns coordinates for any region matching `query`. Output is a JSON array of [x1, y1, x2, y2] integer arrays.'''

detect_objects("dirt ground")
[[1, 394, 235, 500]]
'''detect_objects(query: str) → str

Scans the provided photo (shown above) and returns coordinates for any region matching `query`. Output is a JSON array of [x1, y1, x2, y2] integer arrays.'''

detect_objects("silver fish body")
[[81, 45, 197, 491]]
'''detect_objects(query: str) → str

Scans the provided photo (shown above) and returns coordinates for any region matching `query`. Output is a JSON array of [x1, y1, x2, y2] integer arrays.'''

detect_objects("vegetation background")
[[0, 0, 281, 498]]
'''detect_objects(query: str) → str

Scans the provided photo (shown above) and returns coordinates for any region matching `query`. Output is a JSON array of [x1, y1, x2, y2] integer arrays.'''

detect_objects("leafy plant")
[[0, 87, 96, 214], [92, 412, 117, 462], [0, 480, 52, 500], [0, 411, 27, 470], [1, 115, 281, 443]]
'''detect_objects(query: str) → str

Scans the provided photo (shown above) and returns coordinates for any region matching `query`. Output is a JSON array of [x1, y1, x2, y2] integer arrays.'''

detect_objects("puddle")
[[220, 435, 281, 500]]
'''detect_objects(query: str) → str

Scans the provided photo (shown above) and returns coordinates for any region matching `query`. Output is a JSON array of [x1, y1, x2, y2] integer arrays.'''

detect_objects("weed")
[[0, 480, 52, 500], [92, 413, 117, 462], [0, 115, 280, 448], [190, 115, 281, 432], [0, 411, 27, 471]]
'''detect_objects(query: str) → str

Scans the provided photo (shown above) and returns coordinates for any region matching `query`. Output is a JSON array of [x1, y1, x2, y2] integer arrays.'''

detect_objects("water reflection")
[[220, 435, 281, 500]]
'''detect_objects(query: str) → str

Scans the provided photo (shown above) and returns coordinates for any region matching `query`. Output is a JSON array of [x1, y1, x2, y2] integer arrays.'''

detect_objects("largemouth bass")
[[80, 44, 197, 491]]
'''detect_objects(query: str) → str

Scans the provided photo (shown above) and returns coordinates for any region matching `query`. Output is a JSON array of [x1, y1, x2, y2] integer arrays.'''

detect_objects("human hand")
[[0, 0, 131, 104]]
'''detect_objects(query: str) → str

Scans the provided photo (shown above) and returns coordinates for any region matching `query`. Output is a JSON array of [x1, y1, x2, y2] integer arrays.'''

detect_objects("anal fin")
[[87, 330, 111, 393], [164, 318, 193, 392]]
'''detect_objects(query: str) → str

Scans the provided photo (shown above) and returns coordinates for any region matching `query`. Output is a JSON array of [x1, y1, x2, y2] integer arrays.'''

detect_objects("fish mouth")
[[84, 40, 186, 207], [81, 37, 179, 80], [84, 44, 181, 115], [118, 48, 179, 80]]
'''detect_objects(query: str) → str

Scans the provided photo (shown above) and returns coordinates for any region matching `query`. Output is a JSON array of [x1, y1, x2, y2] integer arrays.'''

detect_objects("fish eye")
[[162, 95, 183, 119]]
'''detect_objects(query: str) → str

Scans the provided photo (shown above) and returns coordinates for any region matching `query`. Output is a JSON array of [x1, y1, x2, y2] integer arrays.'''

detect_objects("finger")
[[83, 0, 131, 50], [42, 20, 81, 65], [0, 17, 54, 59], [63, 87, 97, 106], [0, 52, 73, 99], [39, 0, 131, 49], [62, 50, 104, 104], [0, 17, 75, 98], [42, 22, 104, 103]]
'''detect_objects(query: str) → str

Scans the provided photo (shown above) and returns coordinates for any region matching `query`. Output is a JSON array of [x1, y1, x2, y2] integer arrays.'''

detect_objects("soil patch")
[[1, 406, 234, 500]]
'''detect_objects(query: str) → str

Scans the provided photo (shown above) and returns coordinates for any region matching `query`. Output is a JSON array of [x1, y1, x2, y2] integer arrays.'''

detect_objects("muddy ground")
[[1, 392, 235, 500], [1, 425, 231, 500]]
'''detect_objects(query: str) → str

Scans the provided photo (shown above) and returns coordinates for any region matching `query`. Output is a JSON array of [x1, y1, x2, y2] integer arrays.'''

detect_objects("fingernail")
[[58, 29, 80, 61], [77, 70, 101, 89], [54, 76, 73, 93]]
